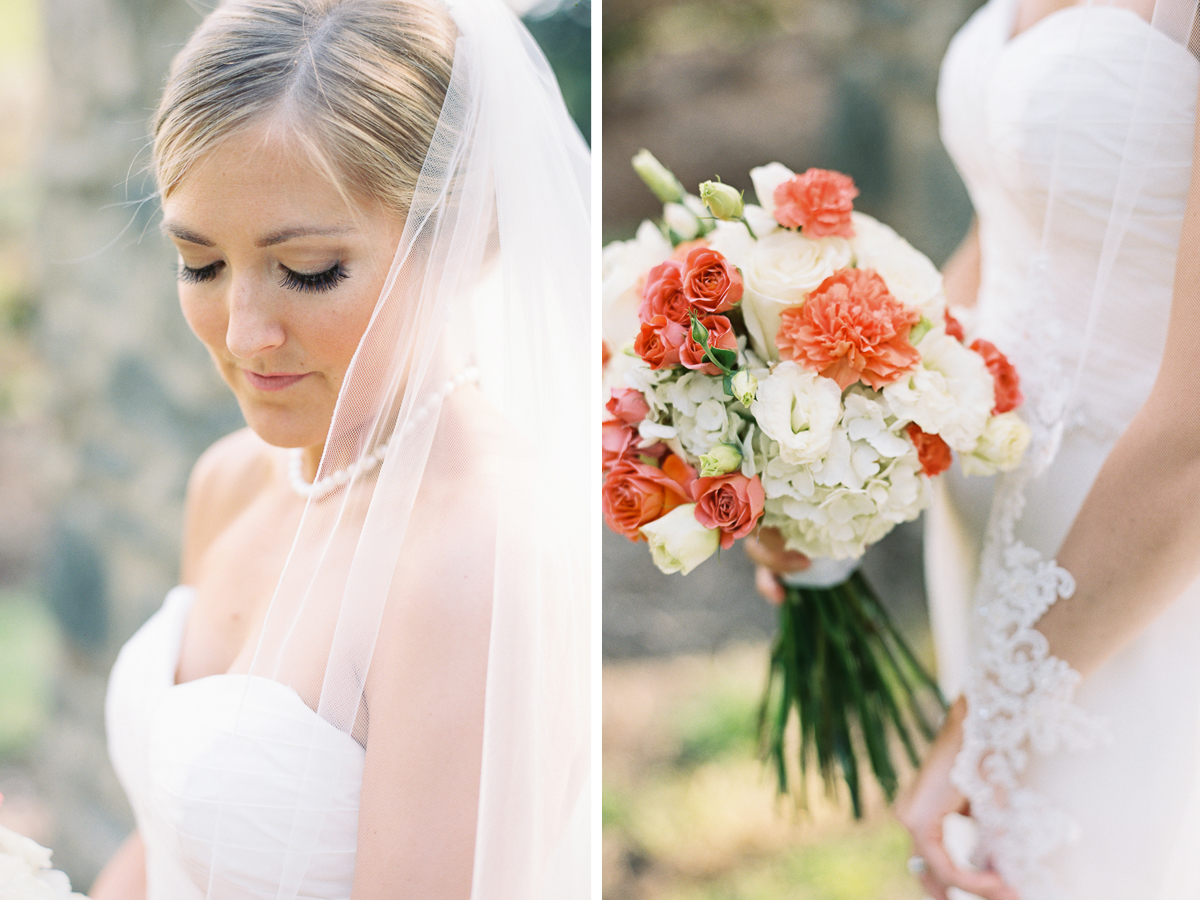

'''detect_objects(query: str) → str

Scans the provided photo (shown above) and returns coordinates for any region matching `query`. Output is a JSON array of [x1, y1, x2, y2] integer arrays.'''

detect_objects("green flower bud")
[[731, 369, 758, 406], [699, 180, 745, 221], [632, 149, 685, 204], [699, 443, 744, 477]]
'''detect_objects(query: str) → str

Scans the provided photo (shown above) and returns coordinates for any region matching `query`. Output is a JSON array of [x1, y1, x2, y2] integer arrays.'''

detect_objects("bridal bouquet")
[[0, 798, 86, 900], [602, 152, 1030, 815]]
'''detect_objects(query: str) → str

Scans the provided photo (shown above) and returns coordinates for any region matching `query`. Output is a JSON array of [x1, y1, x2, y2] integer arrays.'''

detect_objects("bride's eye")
[[178, 260, 222, 284], [280, 262, 348, 294]]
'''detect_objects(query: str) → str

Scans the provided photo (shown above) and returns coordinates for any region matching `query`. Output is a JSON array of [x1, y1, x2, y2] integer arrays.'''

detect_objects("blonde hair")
[[153, 0, 456, 215]]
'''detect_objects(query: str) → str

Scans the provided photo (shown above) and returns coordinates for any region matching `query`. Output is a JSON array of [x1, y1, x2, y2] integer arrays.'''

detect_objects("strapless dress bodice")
[[106, 587, 365, 900], [938, 0, 1198, 435]]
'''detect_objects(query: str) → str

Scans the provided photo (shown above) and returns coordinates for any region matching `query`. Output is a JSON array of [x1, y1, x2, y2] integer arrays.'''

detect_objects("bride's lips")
[[243, 370, 310, 392]]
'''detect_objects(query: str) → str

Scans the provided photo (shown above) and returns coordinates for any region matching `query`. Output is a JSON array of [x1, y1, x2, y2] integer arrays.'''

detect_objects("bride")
[[891, 0, 1200, 898], [87, 0, 590, 898]]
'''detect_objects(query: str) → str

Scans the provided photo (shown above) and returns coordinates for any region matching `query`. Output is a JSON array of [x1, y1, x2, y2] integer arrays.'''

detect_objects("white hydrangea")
[[883, 330, 993, 451], [761, 448, 929, 560], [663, 371, 741, 457], [750, 362, 843, 467]]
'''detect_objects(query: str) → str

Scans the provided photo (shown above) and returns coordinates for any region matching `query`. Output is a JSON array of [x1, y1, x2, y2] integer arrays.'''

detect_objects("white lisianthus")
[[631, 149, 685, 203], [850, 211, 947, 321], [640, 504, 721, 575], [730, 368, 758, 406], [883, 331, 993, 451], [699, 181, 744, 221], [740, 230, 852, 359], [751, 362, 843, 466], [699, 443, 743, 476], [601, 219, 671, 349], [749, 161, 794, 218], [962, 411, 1031, 475], [664, 201, 702, 240]]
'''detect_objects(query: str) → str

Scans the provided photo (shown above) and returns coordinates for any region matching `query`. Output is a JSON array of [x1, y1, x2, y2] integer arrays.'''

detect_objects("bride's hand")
[[741, 527, 810, 603], [894, 697, 1019, 900]]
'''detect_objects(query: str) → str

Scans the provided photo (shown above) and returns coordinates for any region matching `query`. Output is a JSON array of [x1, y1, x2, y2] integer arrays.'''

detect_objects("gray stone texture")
[[32, 0, 239, 882]]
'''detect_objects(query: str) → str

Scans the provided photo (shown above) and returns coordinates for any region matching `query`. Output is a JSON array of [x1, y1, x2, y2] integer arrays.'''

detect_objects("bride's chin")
[[236, 402, 331, 452]]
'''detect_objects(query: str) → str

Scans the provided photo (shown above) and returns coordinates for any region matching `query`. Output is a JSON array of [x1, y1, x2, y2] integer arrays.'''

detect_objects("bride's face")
[[161, 125, 404, 453]]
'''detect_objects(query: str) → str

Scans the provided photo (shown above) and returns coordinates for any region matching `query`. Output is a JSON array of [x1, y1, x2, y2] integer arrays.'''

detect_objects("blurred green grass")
[[604, 646, 924, 900], [0, 589, 58, 759]]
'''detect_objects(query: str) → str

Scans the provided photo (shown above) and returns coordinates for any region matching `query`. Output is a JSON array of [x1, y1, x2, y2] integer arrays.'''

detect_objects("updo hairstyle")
[[152, 0, 457, 216]]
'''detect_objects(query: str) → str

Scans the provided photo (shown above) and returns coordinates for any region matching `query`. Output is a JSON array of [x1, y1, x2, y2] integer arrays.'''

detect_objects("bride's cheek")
[[179, 294, 228, 351]]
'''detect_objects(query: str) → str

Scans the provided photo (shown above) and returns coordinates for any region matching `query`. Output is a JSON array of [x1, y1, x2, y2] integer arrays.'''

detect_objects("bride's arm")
[[940, 217, 980, 311], [1033, 129, 1200, 676], [350, 482, 494, 900], [89, 831, 146, 900]]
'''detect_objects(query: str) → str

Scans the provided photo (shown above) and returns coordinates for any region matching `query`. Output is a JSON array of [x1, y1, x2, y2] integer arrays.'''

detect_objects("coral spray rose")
[[772, 169, 858, 238], [680, 314, 737, 375], [681, 246, 743, 314], [970, 338, 1023, 414], [602, 455, 696, 541], [638, 260, 690, 324], [606, 387, 651, 424], [905, 423, 953, 477], [692, 472, 766, 549], [776, 268, 921, 390], [634, 315, 689, 369]]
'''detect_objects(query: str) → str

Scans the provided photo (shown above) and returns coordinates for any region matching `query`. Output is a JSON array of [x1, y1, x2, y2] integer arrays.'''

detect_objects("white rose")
[[962, 412, 1031, 475], [850, 212, 946, 321], [640, 504, 721, 575], [882, 331, 993, 450], [749, 161, 795, 218], [601, 220, 671, 348], [751, 362, 843, 466], [740, 230, 852, 360]]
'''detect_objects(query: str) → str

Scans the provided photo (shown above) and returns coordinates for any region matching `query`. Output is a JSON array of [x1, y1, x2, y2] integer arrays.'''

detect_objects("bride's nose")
[[225, 276, 286, 359]]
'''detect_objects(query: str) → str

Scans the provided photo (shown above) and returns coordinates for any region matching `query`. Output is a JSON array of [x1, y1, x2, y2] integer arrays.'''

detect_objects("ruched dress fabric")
[[106, 586, 365, 900], [931, 0, 1200, 897]]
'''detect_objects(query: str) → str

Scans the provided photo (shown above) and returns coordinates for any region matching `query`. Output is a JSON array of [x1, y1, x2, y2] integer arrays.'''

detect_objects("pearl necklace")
[[287, 366, 479, 500]]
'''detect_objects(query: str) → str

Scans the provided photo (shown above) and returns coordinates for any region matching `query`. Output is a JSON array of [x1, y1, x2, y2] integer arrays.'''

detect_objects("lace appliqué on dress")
[[950, 256, 1109, 900]]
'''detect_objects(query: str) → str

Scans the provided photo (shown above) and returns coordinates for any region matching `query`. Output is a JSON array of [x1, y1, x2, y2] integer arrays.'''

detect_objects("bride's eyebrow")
[[160, 222, 357, 247]]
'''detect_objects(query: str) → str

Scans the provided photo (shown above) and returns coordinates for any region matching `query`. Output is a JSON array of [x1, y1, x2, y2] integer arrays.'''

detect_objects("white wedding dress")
[[106, 586, 365, 900], [930, 0, 1200, 897]]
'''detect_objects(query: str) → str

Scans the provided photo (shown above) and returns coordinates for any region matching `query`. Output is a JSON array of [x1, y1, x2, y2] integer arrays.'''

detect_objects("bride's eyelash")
[[178, 261, 221, 284], [280, 262, 348, 294]]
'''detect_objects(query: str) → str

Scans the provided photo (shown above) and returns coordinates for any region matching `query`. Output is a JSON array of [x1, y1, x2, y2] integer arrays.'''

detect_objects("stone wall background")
[[602, 0, 984, 661]]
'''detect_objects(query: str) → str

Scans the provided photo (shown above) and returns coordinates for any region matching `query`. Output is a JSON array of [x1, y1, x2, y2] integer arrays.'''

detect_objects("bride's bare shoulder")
[[180, 428, 279, 582]]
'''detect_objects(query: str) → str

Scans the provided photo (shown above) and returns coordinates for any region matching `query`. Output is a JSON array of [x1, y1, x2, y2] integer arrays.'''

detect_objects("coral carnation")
[[772, 169, 858, 238], [905, 423, 953, 477], [776, 268, 921, 390], [970, 338, 1023, 414], [944, 308, 966, 342]]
